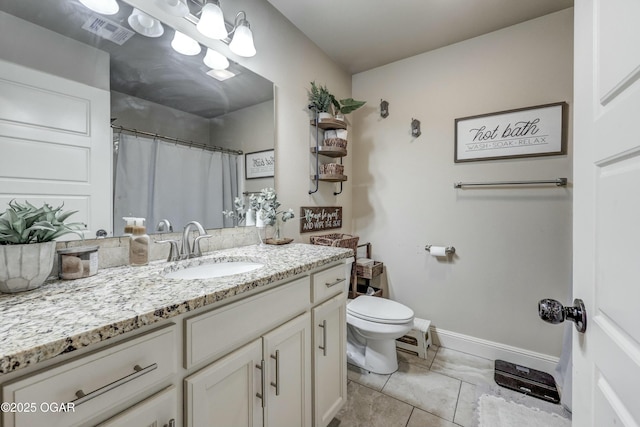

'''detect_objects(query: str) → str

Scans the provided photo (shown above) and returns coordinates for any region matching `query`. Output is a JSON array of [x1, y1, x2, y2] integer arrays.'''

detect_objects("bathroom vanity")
[[0, 243, 353, 427]]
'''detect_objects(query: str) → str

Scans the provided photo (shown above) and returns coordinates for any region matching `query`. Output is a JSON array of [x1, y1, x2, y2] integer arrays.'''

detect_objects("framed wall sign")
[[454, 102, 567, 162], [300, 206, 342, 233], [245, 149, 275, 179]]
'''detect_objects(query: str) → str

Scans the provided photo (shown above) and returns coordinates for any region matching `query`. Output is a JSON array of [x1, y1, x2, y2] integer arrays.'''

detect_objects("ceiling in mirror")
[[0, 0, 273, 118]]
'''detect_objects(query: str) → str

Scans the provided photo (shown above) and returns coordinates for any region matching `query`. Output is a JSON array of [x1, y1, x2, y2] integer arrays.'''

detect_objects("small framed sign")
[[300, 206, 342, 233], [455, 102, 567, 162], [245, 149, 275, 179]]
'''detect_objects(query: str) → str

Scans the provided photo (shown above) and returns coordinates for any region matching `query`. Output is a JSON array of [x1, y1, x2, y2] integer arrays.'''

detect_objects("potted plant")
[[307, 81, 334, 121], [0, 200, 85, 293]]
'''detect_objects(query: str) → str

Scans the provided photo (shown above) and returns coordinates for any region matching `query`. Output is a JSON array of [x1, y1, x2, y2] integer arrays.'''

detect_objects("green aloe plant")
[[0, 200, 85, 244]]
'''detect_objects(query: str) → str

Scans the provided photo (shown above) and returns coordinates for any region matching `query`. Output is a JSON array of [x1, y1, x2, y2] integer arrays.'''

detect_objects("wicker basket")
[[356, 261, 383, 279], [322, 137, 348, 149], [319, 163, 344, 175], [309, 233, 359, 256]]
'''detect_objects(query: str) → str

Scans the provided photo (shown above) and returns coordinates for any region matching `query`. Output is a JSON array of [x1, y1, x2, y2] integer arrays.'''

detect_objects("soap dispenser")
[[122, 217, 136, 235], [129, 217, 150, 266]]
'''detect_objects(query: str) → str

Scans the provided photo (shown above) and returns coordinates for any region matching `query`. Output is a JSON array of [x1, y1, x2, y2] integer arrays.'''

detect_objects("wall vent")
[[81, 14, 134, 46]]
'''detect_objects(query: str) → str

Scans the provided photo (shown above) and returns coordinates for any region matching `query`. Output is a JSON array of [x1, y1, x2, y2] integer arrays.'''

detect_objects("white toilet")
[[346, 296, 415, 374]]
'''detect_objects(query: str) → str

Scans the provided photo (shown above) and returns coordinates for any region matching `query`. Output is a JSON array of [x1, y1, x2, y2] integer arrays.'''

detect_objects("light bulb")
[[197, 2, 228, 40], [128, 9, 164, 38], [229, 21, 256, 57], [171, 31, 201, 56], [204, 49, 229, 70], [79, 0, 119, 15]]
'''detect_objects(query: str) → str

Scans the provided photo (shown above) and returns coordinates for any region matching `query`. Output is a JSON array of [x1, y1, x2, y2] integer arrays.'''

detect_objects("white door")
[[0, 59, 112, 238], [262, 312, 312, 427], [573, 0, 640, 425]]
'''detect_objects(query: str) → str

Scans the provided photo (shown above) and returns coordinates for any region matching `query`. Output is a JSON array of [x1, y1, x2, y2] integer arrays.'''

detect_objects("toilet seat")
[[347, 296, 414, 325]]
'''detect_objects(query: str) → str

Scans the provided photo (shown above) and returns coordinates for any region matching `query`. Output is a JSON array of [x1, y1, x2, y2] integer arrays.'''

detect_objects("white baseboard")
[[430, 326, 560, 374]]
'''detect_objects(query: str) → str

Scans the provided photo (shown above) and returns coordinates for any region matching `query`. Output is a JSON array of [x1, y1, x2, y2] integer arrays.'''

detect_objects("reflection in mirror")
[[0, 0, 274, 236]]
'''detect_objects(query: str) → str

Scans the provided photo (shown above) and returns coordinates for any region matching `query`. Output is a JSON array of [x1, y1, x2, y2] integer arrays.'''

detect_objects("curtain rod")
[[454, 178, 568, 188], [111, 124, 243, 155]]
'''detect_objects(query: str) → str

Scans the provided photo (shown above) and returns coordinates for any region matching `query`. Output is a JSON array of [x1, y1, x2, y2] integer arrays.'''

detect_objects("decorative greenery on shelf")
[[307, 81, 367, 116], [307, 81, 333, 113], [0, 200, 85, 245], [249, 188, 294, 226], [330, 96, 366, 115]]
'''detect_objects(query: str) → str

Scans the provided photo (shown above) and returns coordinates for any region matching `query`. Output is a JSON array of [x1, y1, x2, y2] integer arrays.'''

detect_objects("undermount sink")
[[165, 261, 264, 280]]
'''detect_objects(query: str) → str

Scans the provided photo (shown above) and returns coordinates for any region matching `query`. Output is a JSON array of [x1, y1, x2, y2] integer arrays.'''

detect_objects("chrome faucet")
[[181, 221, 211, 258], [156, 219, 173, 233]]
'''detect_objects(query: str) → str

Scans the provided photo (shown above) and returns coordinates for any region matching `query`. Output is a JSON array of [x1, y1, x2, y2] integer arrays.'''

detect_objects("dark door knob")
[[538, 298, 587, 333]]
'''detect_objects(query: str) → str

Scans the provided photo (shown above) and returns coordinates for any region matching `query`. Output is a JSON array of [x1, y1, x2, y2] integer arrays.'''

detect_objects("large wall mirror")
[[0, 0, 274, 236]]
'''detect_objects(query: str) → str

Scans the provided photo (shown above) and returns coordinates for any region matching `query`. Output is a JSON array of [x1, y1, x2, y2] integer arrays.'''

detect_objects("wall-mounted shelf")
[[310, 146, 347, 157], [310, 119, 347, 130], [309, 112, 348, 195], [311, 174, 348, 182]]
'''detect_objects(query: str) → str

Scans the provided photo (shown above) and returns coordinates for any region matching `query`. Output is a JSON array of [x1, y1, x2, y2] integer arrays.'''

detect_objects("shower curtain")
[[114, 134, 239, 234]]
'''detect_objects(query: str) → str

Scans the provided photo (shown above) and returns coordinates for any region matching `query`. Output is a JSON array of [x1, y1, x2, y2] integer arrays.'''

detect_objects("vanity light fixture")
[[155, 0, 189, 17], [196, 0, 227, 40], [171, 30, 201, 55], [128, 8, 164, 38], [79, 0, 119, 15], [228, 12, 256, 58], [203, 48, 229, 70]]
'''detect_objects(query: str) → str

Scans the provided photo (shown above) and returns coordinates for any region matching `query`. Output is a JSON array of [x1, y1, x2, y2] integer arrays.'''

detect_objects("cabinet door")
[[312, 294, 347, 427], [185, 339, 263, 427], [262, 312, 311, 427], [97, 386, 177, 427]]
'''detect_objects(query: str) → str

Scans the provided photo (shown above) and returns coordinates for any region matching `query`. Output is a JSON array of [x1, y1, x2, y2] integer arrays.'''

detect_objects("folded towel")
[[356, 258, 374, 266]]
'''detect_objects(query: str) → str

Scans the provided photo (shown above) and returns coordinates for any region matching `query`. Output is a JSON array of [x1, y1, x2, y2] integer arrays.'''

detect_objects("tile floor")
[[329, 345, 550, 427]]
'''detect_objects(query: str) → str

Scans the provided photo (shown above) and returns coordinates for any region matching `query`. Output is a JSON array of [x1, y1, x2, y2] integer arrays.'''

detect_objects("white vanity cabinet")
[[184, 312, 311, 427], [313, 295, 347, 427], [1, 325, 177, 427], [0, 255, 353, 427], [311, 264, 349, 427], [183, 260, 350, 427]]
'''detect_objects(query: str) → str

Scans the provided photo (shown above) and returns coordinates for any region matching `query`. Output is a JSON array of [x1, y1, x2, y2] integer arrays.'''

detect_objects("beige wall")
[[351, 9, 573, 357]]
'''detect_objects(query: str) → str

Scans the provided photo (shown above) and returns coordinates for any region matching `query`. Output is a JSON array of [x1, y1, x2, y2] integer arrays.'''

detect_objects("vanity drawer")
[[185, 276, 310, 368], [312, 263, 349, 303], [2, 324, 176, 427]]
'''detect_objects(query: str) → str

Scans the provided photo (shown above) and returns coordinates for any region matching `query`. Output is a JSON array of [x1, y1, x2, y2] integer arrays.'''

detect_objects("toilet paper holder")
[[424, 245, 456, 255]]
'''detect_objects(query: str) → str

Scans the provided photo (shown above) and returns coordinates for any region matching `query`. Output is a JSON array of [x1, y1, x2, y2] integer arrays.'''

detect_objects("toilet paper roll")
[[429, 246, 448, 257]]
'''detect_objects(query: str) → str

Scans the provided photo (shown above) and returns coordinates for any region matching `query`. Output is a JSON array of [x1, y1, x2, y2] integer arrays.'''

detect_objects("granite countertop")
[[0, 243, 353, 375]]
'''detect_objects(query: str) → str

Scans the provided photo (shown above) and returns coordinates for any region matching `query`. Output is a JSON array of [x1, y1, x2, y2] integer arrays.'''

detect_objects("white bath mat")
[[478, 394, 571, 427]]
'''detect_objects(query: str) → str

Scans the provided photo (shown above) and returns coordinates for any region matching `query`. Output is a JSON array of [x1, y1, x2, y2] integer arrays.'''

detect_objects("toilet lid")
[[347, 296, 414, 325]]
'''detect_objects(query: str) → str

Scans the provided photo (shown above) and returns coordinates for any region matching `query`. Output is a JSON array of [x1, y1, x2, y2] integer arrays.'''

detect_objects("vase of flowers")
[[249, 188, 295, 244]]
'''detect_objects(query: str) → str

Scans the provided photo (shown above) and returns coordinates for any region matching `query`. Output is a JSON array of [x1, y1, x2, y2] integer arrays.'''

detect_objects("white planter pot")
[[0, 241, 56, 293], [318, 112, 332, 121]]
